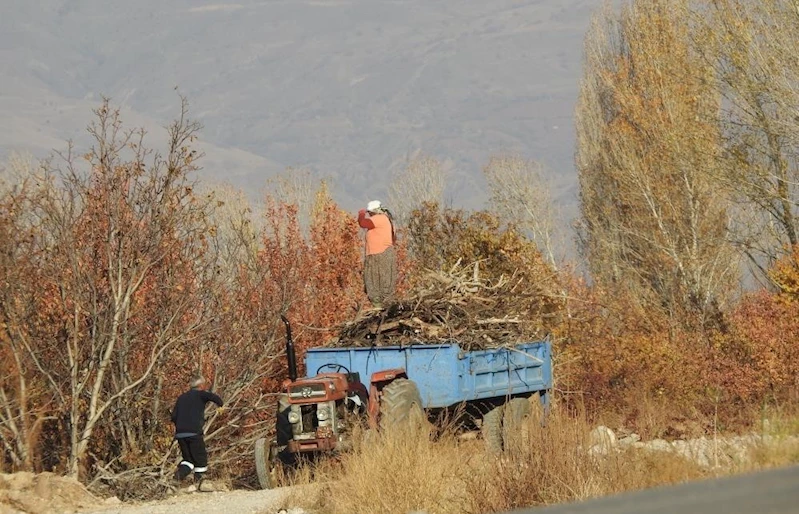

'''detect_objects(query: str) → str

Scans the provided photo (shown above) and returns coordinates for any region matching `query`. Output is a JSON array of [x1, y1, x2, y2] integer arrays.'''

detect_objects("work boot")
[[174, 463, 192, 482], [194, 472, 205, 491]]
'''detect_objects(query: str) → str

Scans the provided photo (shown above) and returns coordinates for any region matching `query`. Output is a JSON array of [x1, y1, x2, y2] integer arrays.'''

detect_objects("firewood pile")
[[327, 260, 549, 350]]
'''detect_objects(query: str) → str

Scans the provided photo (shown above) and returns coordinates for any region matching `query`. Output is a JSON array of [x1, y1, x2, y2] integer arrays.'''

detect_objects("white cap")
[[366, 200, 382, 212]]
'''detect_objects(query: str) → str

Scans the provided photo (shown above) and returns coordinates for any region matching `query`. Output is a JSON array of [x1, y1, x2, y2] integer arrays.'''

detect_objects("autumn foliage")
[[2, 69, 799, 501], [554, 276, 799, 439], [0, 102, 372, 493]]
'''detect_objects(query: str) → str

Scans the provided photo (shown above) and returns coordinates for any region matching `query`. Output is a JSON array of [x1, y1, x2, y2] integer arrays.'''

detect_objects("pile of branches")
[[328, 261, 551, 350]]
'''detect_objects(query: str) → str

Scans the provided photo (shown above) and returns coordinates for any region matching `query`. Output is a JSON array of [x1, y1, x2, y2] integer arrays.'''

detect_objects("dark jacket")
[[171, 388, 224, 435]]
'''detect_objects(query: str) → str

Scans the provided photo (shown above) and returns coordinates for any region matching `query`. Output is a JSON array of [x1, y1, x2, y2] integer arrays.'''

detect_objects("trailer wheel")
[[502, 398, 533, 452], [379, 378, 425, 431], [482, 405, 505, 454]]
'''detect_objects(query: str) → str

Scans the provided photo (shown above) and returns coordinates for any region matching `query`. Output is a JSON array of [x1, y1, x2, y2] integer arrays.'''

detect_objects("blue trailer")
[[304, 340, 552, 410], [254, 316, 553, 489]]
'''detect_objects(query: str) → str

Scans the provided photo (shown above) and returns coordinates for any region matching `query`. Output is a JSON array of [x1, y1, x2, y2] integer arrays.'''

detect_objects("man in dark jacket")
[[171, 374, 223, 488]]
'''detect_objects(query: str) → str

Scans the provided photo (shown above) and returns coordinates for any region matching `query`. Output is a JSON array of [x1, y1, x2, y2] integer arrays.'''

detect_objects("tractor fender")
[[367, 368, 407, 427]]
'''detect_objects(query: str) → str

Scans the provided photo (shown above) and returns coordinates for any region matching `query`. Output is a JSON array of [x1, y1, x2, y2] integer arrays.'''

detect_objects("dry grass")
[[743, 409, 799, 470], [276, 402, 799, 514], [267, 382, 799, 513], [285, 406, 715, 514], [746, 438, 799, 469], [463, 406, 707, 513], [304, 423, 469, 514]]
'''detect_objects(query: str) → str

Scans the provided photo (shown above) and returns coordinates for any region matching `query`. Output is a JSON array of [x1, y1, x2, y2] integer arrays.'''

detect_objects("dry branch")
[[327, 262, 548, 350]]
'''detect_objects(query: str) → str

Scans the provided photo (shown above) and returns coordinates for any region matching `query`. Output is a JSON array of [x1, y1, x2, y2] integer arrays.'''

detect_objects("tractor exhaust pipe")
[[280, 315, 298, 382]]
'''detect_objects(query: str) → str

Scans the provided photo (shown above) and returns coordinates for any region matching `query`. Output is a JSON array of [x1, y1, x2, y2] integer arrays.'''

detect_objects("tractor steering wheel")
[[316, 363, 351, 375]]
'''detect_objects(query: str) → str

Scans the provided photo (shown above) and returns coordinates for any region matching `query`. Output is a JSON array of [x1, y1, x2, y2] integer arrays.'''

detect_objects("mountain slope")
[[0, 0, 598, 216]]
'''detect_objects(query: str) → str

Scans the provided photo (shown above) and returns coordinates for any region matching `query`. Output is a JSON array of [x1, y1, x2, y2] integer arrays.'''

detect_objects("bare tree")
[[702, 0, 799, 281], [0, 152, 36, 194], [388, 154, 447, 225], [483, 155, 561, 270], [203, 184, 261, 282], [264, 167, 318, 236]]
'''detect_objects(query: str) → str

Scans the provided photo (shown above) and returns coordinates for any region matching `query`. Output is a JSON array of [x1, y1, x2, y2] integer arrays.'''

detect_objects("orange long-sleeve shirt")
[[358, 210, 394, 255]]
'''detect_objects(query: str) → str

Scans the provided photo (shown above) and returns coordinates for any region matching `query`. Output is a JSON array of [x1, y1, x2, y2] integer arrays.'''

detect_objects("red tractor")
[[254, 316, 424, 489]]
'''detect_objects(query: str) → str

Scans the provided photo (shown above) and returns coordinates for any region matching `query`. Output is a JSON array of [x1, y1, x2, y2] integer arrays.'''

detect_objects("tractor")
[[254, 315, 551, 489]]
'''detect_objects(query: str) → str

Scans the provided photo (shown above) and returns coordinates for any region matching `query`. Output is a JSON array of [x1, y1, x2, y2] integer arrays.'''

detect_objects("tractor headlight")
[[316, 406, 330, 421], [288, 411, 301, 424]]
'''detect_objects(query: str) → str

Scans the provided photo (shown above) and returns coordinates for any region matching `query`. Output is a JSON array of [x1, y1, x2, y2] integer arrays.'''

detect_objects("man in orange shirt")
[[358, 200, 397, 309]]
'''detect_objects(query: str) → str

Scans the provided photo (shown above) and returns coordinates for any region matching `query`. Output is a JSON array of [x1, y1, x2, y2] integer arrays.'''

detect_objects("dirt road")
[[82, 486, 310, 514]]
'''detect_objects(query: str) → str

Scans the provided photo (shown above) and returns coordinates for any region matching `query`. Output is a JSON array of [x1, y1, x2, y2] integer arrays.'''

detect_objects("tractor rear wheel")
[[482, 405, 505, 454], [379, 378, 425, 431]]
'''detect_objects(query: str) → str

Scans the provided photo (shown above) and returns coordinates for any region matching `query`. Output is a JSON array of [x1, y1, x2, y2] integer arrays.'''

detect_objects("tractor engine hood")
[[284, 374, 349, 404]]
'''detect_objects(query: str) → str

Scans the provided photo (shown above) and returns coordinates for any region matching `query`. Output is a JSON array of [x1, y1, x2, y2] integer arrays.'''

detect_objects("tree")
[[387, 155, 447, 226], [29, 98, 214, 478], [0, 100, 369, 485], [575, 0, 738, 328], [265, 167, 319, 236], [305, 185, 364, 327], [203, 183, 261, 284], [0, 162, 56, 471], [483, 155, 562, 270], [702, 0, 799, 281]]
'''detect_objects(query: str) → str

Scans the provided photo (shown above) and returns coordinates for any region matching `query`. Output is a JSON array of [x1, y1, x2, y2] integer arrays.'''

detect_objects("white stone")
[[588, 426, 617, 453], [645, 438, 673, 452], [618, 433, 641, 446]]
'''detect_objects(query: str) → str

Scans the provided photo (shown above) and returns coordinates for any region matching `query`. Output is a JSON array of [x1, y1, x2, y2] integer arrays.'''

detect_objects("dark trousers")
[[175, 435, 208, 482], [364, 246, 397, 306]]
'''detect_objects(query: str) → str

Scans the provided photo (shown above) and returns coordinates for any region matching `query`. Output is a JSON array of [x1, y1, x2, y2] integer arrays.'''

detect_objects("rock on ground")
[[587, 425, 618, 456], [591, 426, 799, 468], [0, 472, 100, 514]]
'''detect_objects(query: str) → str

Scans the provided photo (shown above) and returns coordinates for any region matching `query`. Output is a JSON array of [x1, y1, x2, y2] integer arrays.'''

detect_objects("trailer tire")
[[254, 438, 277, 490], [379, 378, 426, 431], [482, 405, 505, 454], [502, 398, 533, 452]]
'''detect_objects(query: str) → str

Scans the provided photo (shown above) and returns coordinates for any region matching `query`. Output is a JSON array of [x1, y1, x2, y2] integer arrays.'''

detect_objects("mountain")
[[0, 0, 600, 224]]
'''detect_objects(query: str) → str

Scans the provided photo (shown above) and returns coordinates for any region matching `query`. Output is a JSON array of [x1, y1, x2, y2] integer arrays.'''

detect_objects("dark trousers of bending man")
[[171, 374, 223, 487]]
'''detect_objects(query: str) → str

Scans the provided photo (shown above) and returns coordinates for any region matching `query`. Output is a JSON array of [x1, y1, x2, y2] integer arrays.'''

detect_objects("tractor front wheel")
[[255, 438, 288, 489]]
